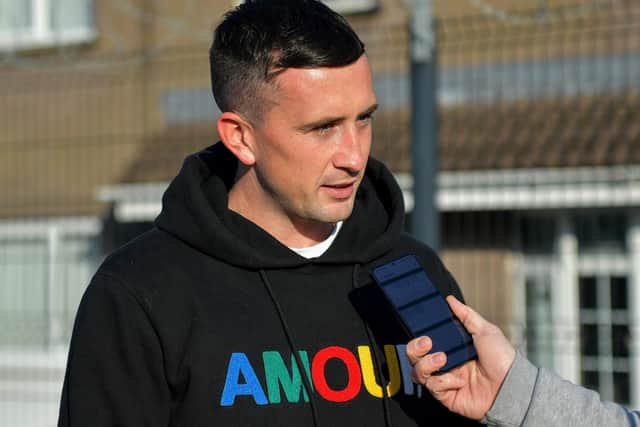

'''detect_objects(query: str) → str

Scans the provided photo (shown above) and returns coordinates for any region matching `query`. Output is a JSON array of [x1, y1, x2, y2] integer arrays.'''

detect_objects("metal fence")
[[436, 1, 640, 408], [2, 1, 640, 425]]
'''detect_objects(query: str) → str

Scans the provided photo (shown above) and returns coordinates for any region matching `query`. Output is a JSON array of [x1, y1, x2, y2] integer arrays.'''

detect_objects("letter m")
[[263, 351, 312, 404]]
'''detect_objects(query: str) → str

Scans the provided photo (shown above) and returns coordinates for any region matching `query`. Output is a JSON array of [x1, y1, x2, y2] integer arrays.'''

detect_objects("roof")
[[119, 122, 218, 184], [115, 91, 640, 185], [439, 93, 640, 171], [4, 1, 640, 220], [4, 89, 638, 221]]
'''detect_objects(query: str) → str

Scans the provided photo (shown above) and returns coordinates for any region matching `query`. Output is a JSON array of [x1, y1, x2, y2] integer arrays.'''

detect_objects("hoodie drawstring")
[[352, 264, 392, 427], [259, 269, 321, 427], [259, 266, 393, 427]]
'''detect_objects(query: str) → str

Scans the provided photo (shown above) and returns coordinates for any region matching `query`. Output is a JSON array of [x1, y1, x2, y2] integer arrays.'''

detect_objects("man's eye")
[[315, 123, 336, 134], [357, 114, 374, 125], [358, 114, 373, 128]]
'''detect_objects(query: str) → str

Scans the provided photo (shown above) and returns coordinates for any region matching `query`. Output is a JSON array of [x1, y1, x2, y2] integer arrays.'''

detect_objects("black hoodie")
[[58, 143, 480, 426]]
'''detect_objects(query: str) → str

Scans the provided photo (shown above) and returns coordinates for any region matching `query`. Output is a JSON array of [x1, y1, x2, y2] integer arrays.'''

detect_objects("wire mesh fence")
[[436, 0, 640, 407], [1, 1, 640, 425]]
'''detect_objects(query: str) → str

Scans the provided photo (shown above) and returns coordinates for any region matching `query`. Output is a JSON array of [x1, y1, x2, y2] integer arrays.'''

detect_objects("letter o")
[[311, 346, 362, 402]]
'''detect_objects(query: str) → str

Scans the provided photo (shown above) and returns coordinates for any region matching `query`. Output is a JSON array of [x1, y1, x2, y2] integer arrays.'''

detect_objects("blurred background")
[[1, 0, 640, 425]]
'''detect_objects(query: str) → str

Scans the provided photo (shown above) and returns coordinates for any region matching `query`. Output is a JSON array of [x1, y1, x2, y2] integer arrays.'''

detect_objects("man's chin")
[[315, 201, 356, 224]]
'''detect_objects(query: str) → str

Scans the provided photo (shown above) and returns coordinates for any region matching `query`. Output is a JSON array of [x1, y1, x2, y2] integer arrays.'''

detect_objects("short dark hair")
[[210, 0, 365, 120]]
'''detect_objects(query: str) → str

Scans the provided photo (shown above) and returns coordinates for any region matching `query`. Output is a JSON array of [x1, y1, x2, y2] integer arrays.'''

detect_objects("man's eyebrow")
[[357, 103, 379, 119], [297, 103, 379, 132], [296, 116, 345, 133]]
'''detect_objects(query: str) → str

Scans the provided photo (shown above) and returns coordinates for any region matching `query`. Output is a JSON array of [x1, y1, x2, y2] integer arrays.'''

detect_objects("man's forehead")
[[272, 56, 374, 97]]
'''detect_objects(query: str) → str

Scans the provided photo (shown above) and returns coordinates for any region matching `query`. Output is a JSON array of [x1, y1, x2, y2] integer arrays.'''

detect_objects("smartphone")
[[370, 254, 477, 372]]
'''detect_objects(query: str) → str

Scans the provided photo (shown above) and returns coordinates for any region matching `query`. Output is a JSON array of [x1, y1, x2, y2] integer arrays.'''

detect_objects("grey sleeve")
[[482, 351, 640, 427]]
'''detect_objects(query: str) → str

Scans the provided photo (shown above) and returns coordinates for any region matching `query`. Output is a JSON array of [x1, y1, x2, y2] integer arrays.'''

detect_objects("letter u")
[[357, 345, 401, 398]]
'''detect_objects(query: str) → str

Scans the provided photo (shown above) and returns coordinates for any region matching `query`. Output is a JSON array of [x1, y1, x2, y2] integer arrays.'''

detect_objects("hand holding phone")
[[370, 255, 477, 372]]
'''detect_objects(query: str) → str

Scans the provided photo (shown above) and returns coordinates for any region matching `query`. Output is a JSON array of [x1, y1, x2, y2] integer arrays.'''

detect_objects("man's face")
[[248, 54, 377, 232]]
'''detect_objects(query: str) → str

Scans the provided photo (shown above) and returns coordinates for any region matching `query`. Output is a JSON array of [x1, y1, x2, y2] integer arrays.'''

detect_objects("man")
[[58, 1, 479, 425], [407, 296, 640, 427]]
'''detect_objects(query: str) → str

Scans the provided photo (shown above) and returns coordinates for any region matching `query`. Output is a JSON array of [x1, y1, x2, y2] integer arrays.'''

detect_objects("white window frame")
[[0, 217, 99, 425], [578, 272, 631, 405], [0, 216, 100, 351], [322, 0, 378, 14], [518, 255, 555, 369], [512, 212, 640, 407], [0, 0, 96, 51], [231, 0, 378, 14]]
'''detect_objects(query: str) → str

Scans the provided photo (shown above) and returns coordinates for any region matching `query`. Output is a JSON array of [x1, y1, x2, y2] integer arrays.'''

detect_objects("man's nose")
[[333, 126, 367, 173]]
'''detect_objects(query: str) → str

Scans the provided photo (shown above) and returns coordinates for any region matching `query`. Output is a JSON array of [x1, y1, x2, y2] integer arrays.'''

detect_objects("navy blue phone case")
[[371, 255, 477, 372]]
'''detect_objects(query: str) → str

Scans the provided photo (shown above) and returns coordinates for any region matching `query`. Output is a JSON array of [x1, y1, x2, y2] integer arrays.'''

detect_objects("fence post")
[[407, 0, 439, 250]]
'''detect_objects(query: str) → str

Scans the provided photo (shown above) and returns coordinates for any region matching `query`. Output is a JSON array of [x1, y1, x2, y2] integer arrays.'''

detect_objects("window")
[[0, 219, 99, 349], [521, 255, 555, 370], [579, 275, 631, 404], [525, 275, 553, 368], [0, 238, 49, 347], [322, 0, 378, 14], [0, 0, 95, 51], [575, 212, 627, 254], [519, 216, 557, 370], [516, 211, 635, 398], [231, 0, 379, 15]]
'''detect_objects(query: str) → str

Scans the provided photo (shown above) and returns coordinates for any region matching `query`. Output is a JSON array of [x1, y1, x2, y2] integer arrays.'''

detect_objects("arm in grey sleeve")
[[482, 351, 640, 427]]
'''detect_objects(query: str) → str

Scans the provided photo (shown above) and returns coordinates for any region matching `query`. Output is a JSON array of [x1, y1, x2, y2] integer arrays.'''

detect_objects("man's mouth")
[[322, 180, 357, 199]]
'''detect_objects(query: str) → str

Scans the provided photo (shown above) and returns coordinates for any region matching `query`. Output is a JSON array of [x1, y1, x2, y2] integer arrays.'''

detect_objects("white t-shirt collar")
[[289, 221, 344, 259]]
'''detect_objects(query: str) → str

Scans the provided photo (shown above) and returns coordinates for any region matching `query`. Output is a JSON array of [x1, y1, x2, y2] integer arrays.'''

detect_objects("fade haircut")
[[210, 0, 365, 121]]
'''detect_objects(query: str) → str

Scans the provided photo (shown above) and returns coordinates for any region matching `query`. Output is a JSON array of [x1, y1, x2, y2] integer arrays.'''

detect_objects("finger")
[[446, 295, 487, 336], [406, 336, 432, 365], [425, 372, 466, 394], [411, 351, 447, 384]]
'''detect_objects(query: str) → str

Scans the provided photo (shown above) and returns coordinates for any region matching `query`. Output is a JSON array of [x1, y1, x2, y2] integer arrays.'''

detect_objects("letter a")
[[220, 352, 268, 406]]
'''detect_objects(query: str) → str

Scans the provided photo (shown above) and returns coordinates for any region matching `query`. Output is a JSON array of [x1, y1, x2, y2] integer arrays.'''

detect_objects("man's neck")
[[228, 173, 335, 248]]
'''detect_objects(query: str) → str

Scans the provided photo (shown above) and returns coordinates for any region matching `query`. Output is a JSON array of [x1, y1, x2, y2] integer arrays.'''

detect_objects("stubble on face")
[[228, 55, 376, 248]]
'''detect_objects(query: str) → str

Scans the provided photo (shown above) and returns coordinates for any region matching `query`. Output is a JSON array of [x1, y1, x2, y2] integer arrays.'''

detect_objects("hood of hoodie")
[[155, 143, 405, 269]]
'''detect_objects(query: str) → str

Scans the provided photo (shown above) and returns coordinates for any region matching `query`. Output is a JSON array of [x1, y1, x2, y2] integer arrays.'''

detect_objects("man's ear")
[[217, 112, 257, 166]]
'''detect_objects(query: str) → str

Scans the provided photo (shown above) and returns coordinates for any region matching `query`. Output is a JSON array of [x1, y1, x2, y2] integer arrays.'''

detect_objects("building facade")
[[1, 0, 640, 425]]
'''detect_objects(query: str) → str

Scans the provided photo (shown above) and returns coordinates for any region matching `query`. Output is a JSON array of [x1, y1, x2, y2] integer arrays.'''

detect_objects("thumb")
[[446, 295, 486, 336]]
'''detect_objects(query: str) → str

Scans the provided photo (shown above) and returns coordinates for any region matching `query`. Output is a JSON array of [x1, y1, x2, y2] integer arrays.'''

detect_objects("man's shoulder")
[[100, 227, 171, 269], [96, 227, 204, 290], [366, 232, 439, 266], [394, 232, 440, 260], [89, 227, 226, 313]]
